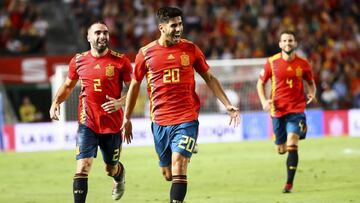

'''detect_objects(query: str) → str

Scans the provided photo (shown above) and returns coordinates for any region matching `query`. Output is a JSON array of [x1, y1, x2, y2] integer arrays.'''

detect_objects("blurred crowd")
[[1, 0, 360, 111], [0, 0, 48, 55]]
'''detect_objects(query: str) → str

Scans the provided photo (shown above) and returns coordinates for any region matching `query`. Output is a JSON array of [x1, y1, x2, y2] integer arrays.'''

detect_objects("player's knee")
[[277, 145, 287, 154], [76, 160, 92, 174], [163, 173, 172, 181], [161, 168, 172, 181], [172, 158, 188, 172]]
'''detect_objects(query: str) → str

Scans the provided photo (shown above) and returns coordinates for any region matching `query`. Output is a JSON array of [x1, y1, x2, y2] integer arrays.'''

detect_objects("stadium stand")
[[0, 0, 359, 122], [65, 0, 359, 110]]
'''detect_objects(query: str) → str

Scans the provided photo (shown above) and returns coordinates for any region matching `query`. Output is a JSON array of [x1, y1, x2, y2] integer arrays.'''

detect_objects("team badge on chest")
[[180, 54, 190, 66], [106, 65, 115, 78]]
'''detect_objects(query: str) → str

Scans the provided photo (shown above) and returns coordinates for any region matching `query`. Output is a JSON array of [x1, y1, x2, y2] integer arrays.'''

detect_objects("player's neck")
[[281, 51, 296, 61], [90, 48, 109, 57], [158, 36, 176, 47]]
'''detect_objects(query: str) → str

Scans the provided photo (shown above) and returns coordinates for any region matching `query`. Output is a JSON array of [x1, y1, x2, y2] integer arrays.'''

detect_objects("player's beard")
[[282, 46, 296, 55], [93, 40, 108, 54]]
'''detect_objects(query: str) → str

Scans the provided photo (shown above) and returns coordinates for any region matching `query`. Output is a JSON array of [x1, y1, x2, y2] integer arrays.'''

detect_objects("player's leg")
[[283, 113, 307, 193], [272, 116, 287, 154], [170, 152, 189, 203], [99, 133, 125, 200], [169, 120, 199, 203], [283, 132, 299, 193], [152, 122, 173, 181], [73, 124, 99, 203], [74, 158, 93, 203]]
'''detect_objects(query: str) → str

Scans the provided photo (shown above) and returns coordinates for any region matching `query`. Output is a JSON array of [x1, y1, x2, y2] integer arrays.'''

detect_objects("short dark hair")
[[156, 7, 183, 24], [280, 30, 297, 41], [87, 21, 108, 32]]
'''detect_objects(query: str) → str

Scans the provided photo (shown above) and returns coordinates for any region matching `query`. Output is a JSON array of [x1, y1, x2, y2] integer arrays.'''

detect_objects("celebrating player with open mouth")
[[121, 6, 240, 203], [50, 22, 132, 203]]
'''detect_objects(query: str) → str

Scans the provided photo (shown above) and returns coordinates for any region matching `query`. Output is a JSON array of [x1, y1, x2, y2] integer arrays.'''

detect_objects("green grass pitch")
[[1, 136, 359, 203]]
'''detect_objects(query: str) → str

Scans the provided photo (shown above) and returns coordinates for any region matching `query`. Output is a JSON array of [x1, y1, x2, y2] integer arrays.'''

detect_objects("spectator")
[[321, 82, 339, 110], [0, 0, 48, 55], [19, 96, 42, 122], [1, 0, 359, 110]]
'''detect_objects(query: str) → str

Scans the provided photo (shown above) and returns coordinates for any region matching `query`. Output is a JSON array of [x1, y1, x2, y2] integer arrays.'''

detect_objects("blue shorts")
[[76, 124, 122, 165], [151, 120, 199, 167], [272, 113, 307, 145]]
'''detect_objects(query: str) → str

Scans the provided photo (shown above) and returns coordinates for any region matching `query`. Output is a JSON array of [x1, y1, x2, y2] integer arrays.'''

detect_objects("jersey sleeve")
[[259, 59, 272, 83], [67, 55, 78, 80], [302, 60, 314, 82], [193, 45, 210, 73], [133, 50, 147, 81], [121, 57, 133, 82]]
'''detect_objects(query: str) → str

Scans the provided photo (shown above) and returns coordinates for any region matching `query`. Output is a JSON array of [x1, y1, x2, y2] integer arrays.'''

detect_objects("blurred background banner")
[[241, 112, 270, 141], [0, 94, 4, 150], [0, 56, 71, 84], [323, 110, 348, 136], [349, 109, 360, 136], [0, 0, 359, 152], [304, 110, 324, 138], [1, 109, 359, 152]]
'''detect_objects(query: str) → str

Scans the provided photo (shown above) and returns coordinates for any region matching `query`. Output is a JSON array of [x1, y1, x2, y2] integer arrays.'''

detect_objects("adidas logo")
[[167, 54, 175, 60], [94, 64, 101, 69], [287, 66, 293, 71]]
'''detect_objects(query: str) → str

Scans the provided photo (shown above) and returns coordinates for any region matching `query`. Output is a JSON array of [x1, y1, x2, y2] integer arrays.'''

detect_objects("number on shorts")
[[178, 135, 195, 153], [112, 148, 120, 161], [299, 120, 307, 133]]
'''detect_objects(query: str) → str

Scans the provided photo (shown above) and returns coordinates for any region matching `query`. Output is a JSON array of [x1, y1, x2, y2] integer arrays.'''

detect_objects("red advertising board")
[[323, 110, 348, 136], [0, 55, 72, 84], [2, 124, 15, 151]]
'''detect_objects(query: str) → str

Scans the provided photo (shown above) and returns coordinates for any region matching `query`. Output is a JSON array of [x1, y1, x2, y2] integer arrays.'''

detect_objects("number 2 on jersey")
[[163, 68, 180, 83], [93, 79, 102, 92]]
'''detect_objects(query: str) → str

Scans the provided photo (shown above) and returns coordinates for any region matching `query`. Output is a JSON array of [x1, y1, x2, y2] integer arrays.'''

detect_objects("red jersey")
[[259, 53, 314, 117], [68, 50, 132, 134], [134, 39, 209, 125]]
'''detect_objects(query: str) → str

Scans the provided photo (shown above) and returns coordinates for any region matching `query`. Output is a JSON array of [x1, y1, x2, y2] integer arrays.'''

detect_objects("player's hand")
[[101, 95, 122, 113], [261, 99, 272, 111], [49, 103, 60, 121], [121, 118, 133, 144], [226, 105, 240, 127], [306, 93, 317, 105], [118, 96, 126, 106]]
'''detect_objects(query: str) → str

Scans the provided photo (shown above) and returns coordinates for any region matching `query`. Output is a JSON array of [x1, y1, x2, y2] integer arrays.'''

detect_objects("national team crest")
[[106, 65, 114, 77], [296, 66, 302, 77], [180, 54, 190, 66]]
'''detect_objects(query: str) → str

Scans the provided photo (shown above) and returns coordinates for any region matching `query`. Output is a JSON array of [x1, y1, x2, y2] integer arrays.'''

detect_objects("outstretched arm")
[[121, 79, 141, 144], [49, 77, 78, 120], [306, 79, 317, 104], [256, 79, 272, 111], [198, 70, 240, 127]]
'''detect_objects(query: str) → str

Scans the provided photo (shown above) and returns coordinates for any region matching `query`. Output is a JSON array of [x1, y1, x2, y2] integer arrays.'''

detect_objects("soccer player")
[[257, 30, 317, 193], [121, 7, 240, 203], [49, 22, 132, 203]]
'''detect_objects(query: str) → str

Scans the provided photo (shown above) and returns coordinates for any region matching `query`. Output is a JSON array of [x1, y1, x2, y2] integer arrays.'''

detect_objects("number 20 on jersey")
[[163, 68, 180, 83]]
